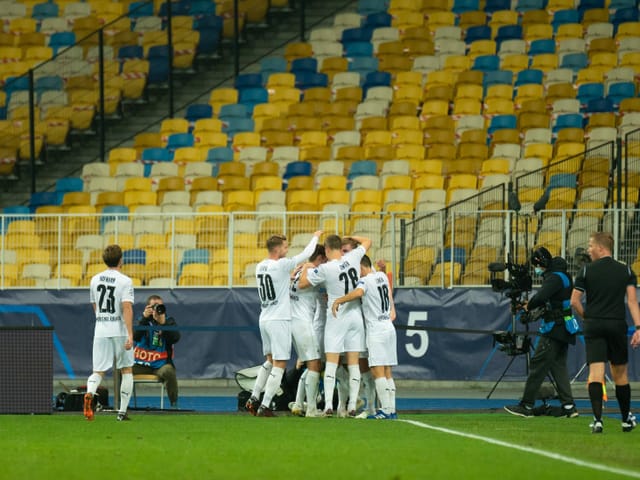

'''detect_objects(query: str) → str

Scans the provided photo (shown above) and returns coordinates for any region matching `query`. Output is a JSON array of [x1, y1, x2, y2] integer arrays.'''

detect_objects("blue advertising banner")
[[0, 288, 637, 380]]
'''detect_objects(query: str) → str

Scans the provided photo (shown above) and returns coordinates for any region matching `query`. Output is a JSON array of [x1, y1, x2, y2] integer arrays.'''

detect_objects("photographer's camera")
[[153, 304, 166, 315]]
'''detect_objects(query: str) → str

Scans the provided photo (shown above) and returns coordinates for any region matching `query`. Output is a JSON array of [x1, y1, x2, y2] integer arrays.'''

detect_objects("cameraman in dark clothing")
[[133, 294, 180, 408], [571, 232, 640, 434], [505, 247, 579, 418]]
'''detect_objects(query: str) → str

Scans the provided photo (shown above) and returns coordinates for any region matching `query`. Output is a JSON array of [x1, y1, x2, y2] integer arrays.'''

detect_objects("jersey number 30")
[[257, 274, 276, 301]]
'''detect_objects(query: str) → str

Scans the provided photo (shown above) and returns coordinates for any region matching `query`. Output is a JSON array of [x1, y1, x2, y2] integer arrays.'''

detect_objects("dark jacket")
[[527, 257, 576, 344], [133, 315, 180, 368]]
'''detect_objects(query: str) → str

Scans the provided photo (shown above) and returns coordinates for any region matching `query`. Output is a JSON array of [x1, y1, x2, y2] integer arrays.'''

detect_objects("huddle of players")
[[245, 231, 398, 419]]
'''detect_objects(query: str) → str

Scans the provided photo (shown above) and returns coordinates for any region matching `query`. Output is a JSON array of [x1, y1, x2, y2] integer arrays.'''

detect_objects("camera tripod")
[[486, 298, 533, 399]]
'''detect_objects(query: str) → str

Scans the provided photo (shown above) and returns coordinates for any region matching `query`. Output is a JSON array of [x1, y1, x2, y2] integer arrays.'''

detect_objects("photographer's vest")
[[134, 329, 170, 369], [539, 271, 580, 335]]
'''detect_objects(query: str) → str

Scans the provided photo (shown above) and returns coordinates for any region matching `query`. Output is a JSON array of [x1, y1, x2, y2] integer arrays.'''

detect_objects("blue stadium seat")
[[158, 0, 191, 17], [607, 82, 635, 107], [357, 0, 389, 16], [347, 160, 377, 182], [483, 70, 513, 92], [495, 25, 523, 50], [363, 12, 392, 28], [453, 0, 480, 14], [442, 247, 466, 265], [343, 41, 374, 58], [56, 177, 83, 193], [49, 32, 76, 54], [148, 46, 170, 85], [206, 147, 234, 167], [584, 97, 614, 114], [552, 10, 580, 31], [166, 133, 195, 151], [189, 0, 217, 16], [142, 147, 174, 163], [185, 104, 213, 124], [577, 83, 605, 108], [260, 56, 287, 79], [547, 173, 576, 190], [128, 1, 154, 18], [179, 249, 210, 275], [472, 55, 500, 72], [295, 72, 328, 90], [488, 114, 517, 136], [578, 0, 605, 17], [560, 52, 588, 72], [32, 1, 59, 20], [362, 70, 392, 95], [218, 103, 250, 121], [608, 0, 636, 10], [194, 15, 222, 57], [123, 249, 146, 265], [234, 73, 263, 91], [516, 0, 547, 12], [290, 57, 318, 74], [341, 27, 373, 43], [118, 45, 144, 60], [612, 8, 639, 31], [222, 118, 255, 137], [238, 87, 269, 113], [283, 161, 313, 180], [529, 39, 555, 56], [348, 56, 379, 76], [484, 0, 511, 12], [29, 192, 63, 212], [465, 25, 492, 44], [553, 113, 584, 133], [35, 75, 65, 99], [515, 69, 544, 87]]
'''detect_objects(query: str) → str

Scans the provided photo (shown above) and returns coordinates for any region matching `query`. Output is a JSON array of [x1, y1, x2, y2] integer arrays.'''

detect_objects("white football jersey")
[[89, 268, 134, 338], [357, 271, 393, 330], [256, 236, 319, 322], [290, 268, 319, 321], [306, 245, 366, 316]]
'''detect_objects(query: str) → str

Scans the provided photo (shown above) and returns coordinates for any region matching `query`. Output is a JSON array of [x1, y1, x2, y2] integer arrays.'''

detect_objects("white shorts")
[[260, 319, 291, 361], [92, 336, 134, 372], [366, 325, 397, 367], [324, 308, 366, 354], [291, 316, 321, 362]]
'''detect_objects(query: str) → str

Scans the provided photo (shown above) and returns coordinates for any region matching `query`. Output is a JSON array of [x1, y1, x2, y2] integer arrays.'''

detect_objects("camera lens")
[[153, 304, 166, 315]]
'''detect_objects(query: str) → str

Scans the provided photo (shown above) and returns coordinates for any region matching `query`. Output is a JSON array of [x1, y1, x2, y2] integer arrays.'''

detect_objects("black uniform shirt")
[[574, 256, 637, 321]]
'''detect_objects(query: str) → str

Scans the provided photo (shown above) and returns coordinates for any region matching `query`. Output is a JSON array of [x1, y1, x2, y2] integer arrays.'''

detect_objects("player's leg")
[[359, 357, 376, 415], [247, 322, 273, 414], [344, 350, 361, 416], [258, 320, 291, 416], [305, 359, 321, 416], [323, 352, 340, 416], [291, 367, 307, 416], [385, 367, 396, 418], [85, 337, 112, 421], [609, 323, 635, 431], [116, 336, 135, 420]]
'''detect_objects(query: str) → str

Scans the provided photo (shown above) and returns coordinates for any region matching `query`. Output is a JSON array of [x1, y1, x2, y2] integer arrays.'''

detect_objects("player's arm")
[[331, 287, 364, 317], [570, 289, 585, 319], [122, 300, 134, 350], [348, 235, 371, 252], [388, 283, 397, 322], [297, 263, 316, 289], [625, 285, 640, 347], [290, 230, 323, 265]]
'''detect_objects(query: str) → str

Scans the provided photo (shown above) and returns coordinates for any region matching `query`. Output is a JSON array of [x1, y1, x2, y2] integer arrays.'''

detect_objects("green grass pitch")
[[2, 413, 639, 480]]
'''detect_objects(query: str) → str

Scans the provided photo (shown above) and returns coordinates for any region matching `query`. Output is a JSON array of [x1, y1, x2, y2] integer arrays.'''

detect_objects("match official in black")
[[504, 247, 579, 418], [570, 232, 640, 434]]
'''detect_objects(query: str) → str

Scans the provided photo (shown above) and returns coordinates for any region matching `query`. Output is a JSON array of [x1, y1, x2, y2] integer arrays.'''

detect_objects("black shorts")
[[583, 318, 629, 365]]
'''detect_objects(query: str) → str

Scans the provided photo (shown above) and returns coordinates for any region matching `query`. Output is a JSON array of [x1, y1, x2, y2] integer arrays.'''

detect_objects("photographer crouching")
[[133, 294, 180, 408], [504, 247, 579, 418]]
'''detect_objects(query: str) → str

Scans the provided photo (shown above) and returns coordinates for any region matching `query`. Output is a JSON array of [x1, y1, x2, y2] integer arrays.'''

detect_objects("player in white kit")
[[298, 234, 371, 417], [246, 230, 322, 417], [85, 244, 135, 422], [289, 244, 327, 417], [332, 254, 397, 419]]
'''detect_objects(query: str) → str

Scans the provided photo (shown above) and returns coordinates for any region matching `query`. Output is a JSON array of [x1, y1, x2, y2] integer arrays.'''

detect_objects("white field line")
[[401, 419, 640, 479]]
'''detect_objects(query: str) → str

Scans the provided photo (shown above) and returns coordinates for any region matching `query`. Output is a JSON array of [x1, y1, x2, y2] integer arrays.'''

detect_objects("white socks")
[[323, 362, 338, 412], [347, 365, 361, 412], [375, 377, 390, 414], [261, 366, 284, 408], [387, 377, 396, 414], [336, 364, 349, 411], [362, 371, 376, 414], [305, 370, 320, 414], [119, 373, 133, 414], [251, 360, 272, 400], [295, 369, 307, 407], [86, 373, 102, 395]]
